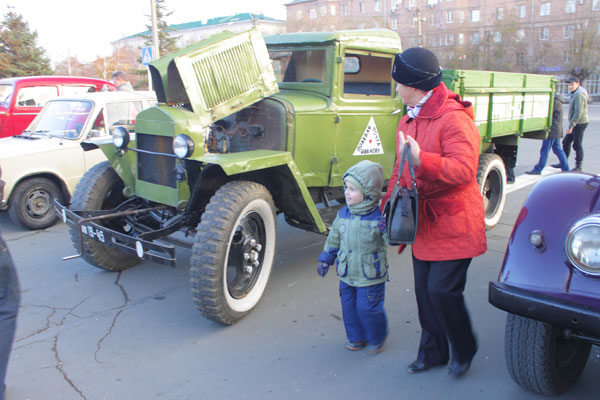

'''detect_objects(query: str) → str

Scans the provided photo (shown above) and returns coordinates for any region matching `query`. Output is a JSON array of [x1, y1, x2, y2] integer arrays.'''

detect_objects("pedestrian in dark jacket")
[[0, 165, 20, 400], [317, 160, 388, 354], [382, 47, 486, 378], [526, 91, 569, 174]]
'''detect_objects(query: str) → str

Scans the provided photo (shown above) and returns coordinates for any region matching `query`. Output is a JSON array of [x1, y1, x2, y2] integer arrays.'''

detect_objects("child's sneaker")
[[366, 341, 385, 355], [345, 340, 367, 351]]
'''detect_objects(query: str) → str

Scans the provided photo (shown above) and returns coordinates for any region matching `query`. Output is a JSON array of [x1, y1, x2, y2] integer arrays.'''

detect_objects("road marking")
[[506, 167, 562, 194]]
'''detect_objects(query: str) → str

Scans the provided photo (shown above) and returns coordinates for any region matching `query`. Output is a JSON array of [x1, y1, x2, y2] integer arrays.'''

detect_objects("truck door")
[[333, 49, 401, 185]]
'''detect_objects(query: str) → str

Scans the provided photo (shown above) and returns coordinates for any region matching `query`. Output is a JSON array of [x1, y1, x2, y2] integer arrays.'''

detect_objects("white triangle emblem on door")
[[353, 117, 384, 156]]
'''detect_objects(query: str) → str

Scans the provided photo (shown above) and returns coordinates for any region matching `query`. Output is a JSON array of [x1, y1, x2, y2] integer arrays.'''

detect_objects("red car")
[[0, 76, 115, 138]]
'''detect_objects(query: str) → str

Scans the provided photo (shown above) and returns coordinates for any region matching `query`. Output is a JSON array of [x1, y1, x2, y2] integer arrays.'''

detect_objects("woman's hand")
[[397, 131, 421, 167]]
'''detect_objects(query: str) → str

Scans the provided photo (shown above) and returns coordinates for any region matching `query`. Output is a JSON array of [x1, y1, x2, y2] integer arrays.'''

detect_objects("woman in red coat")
[[382, 47, 486, 378]]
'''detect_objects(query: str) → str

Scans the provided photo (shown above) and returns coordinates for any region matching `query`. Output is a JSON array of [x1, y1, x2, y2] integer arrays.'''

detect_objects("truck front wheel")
[[477, 153, 506, 230], [504, 313, 591, 395], [69, 161, 140, 271], [190, 181, 276, 325]]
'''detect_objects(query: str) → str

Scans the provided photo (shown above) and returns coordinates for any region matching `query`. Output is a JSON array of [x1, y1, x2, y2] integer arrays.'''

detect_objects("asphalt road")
[[2, 105, 600, 400]]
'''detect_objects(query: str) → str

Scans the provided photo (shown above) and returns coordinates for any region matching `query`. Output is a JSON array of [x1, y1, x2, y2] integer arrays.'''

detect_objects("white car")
[[0, 91, 156, 229]]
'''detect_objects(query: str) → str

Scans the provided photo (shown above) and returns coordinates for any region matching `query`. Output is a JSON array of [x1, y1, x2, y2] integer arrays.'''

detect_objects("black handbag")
[[383, 144, 418, 246]]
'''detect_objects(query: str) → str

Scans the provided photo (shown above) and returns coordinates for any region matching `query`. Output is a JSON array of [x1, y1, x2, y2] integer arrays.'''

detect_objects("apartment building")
[[285, 0, 600, 99]]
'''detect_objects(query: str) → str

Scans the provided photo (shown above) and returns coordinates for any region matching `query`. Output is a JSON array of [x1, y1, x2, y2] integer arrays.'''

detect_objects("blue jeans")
[[0, 228, 20, 400], [339, 281, 387, 345], [533, 138, 569, 172]]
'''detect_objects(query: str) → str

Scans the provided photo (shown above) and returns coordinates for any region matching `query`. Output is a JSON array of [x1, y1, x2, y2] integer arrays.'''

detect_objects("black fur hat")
[[392, 47, 442, 91]]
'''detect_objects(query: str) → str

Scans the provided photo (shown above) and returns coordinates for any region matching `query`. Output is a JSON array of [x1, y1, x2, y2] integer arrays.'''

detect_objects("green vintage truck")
[[56, 29, 555, 324]]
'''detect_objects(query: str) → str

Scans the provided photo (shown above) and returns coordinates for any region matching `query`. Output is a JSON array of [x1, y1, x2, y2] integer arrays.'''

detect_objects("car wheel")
[[477, 153, 506, 230], [504, 313, 591, 395], [69, 161, 140, 271], [8, 177, 64, 230], [190, 181, 276, 325]]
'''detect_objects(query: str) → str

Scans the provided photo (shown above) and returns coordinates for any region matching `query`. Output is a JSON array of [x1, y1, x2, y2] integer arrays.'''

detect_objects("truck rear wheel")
[[504, 313, 591, 395], [477, 153, 506, 230], [9, 177, 64, 230], [190, 181, 276, 325], [69, 161, 140, 271]]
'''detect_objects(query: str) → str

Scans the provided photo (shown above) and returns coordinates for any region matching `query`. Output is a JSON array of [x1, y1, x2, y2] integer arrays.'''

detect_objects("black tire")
[[69, 161, 140, 272], [477, 153, 506, 230], [504, 313, 591, 395], [8, 177, 64, 230], [190, 181, 277, 325]]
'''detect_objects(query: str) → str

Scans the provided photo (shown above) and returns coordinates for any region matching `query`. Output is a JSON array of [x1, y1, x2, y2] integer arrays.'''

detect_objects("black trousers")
[[562, 122, 588, 168], [1, 229, 20, 400], [412, 255, 477, 366]]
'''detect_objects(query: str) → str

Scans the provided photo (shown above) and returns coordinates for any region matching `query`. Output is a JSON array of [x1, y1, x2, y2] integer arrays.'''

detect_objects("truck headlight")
[[112, 126, 130, 150], [173, 134, 194, 159], [566, 214, 600, 276]]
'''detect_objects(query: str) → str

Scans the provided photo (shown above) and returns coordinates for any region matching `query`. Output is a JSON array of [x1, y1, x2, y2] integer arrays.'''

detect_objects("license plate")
[[81, 225, 106, 243]]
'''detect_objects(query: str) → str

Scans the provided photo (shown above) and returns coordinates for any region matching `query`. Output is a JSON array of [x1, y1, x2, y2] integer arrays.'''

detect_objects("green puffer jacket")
[[318, 160, 387, 287]]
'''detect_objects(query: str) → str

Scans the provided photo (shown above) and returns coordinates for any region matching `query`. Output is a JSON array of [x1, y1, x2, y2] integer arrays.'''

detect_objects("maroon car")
[[0, 76, 115, 138], [489, 171, 600, 395]]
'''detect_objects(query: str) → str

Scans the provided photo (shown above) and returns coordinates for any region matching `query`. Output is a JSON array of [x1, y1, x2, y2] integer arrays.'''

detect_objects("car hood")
[[0, 135, 82, 159]]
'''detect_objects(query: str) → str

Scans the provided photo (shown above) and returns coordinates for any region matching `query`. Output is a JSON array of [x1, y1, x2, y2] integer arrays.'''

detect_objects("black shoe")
[[572, 167, 582, 172], [448, 360, 472, 378], [407, 359, 446, 374], [550, 163, 561, 169], [525, 170, 540, 175]]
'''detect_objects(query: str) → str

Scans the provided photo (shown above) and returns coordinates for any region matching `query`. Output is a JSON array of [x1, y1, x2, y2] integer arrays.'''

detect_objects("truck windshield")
[[26, 100, 93, 139], [269, 50, 326, 83], [0, 84, 13, 107]]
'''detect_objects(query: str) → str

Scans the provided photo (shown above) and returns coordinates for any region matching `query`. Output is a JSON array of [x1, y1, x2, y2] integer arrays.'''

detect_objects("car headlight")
[[112, 126, 130, 150], [566, 214, 600, 276], [173, 134, 194, 159]]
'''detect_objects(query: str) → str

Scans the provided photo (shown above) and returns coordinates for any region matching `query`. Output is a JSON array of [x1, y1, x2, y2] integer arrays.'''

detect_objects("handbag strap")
[[396, 143, 417, 189]]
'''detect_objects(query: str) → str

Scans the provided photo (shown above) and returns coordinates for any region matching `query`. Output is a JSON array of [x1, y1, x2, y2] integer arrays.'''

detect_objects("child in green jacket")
[[317, 160, 388, 353]]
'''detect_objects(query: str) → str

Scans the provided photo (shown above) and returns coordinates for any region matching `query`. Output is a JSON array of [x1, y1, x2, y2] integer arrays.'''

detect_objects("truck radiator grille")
[[192, 41, 261, 109], [137, 134, 176, 188]]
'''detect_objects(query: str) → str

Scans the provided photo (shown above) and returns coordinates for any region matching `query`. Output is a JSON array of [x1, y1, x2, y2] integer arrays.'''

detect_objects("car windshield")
[[25, 100, 93, 139], [269, 49, 326, 83], [0, 84, 14, 107]]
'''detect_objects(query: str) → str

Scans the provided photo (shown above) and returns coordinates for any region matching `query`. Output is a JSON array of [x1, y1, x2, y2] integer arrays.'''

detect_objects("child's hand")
[[317, 262, 329, 277], [378, 216, 386, 233]]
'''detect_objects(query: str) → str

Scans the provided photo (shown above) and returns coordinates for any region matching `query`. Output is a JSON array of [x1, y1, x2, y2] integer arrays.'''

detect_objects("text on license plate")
[[81, 225, 106, 243]]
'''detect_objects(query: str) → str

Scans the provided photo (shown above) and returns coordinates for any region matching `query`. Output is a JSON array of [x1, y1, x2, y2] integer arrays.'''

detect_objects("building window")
[[341, 3, 348, 15], [331, 5, 336, 15], [309, 8, 317, 19], [458, 33, 465, 45], [295, 10, 303, 21], [564, 25, 575, 39], [496, 7, 504, 20], [457, 10, 465, 23], [517, 53, 525, 65], [494, 32, 502, 43], [563, 51, 570, 63], [360, 1, 365, 13], [320, 6, 327, 15], [375, 0, 380, 11], [517, 5, 527, 18], [594, 0, 600, 11], [446, 34, 455, 45], [565, 0, 576, 13], [391, 18, 397, 29], [446, 11, 454, 23], [407, 0, 416, 10], [470, 9, 480, 22], [540, 2, 551, 16], [516, 29, 525, 42], [540, 27, 550, 40], [429, 36, 437, 46], [471, 32, 480, 44]]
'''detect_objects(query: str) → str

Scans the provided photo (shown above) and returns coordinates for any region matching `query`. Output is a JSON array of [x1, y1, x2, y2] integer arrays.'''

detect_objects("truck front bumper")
[[489, 281, 600, 338], [55, 199, 176, 267]]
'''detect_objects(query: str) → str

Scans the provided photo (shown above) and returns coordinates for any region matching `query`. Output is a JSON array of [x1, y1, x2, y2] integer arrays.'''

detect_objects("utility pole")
[[149, 0, 160, 91]]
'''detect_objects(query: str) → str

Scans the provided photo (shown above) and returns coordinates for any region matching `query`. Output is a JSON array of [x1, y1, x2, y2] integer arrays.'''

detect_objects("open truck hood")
[[147, 29, 279, 129]]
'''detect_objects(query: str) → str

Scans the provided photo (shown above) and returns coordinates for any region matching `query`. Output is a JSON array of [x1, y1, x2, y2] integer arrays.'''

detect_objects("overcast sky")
[[0, 0, 288, 64]]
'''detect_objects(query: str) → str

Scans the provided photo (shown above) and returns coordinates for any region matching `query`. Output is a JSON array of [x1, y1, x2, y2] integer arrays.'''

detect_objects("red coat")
[[382, 82, 487, 261]]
